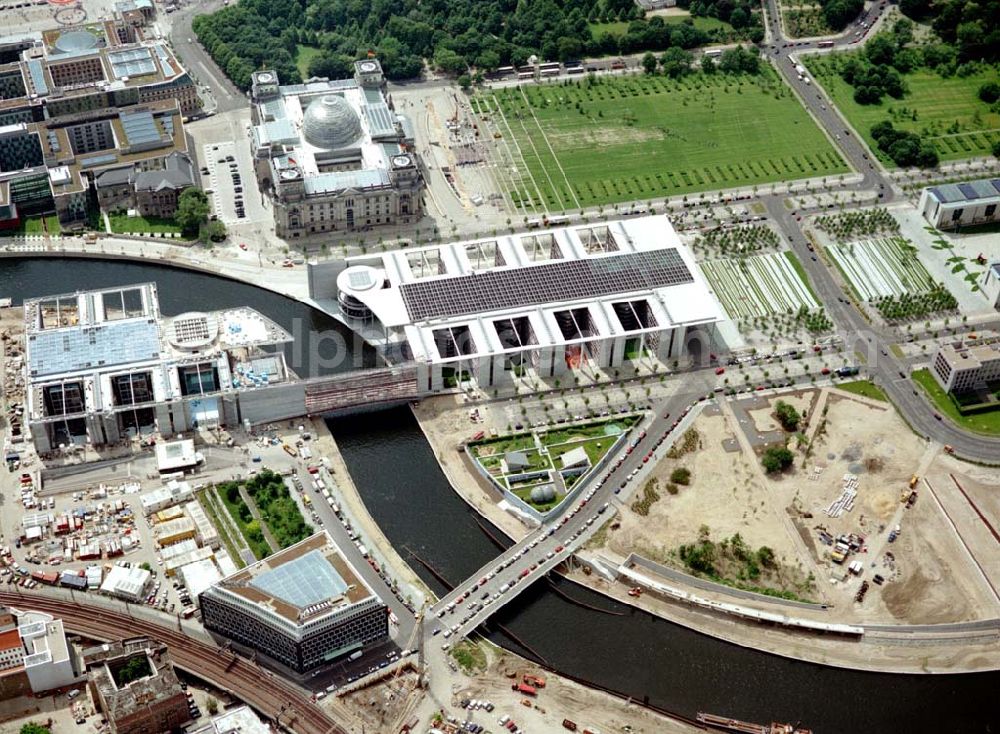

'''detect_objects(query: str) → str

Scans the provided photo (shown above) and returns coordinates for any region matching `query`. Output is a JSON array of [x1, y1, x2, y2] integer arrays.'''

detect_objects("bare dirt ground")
[[786, 389, 999, 623], [602, 407, 804, 576], [437, 643, 698, 734], [591, 387, 1000, 624]]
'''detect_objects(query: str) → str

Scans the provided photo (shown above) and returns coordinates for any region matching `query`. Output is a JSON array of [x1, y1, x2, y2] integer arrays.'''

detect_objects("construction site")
[[588, 386, 1000, 626]]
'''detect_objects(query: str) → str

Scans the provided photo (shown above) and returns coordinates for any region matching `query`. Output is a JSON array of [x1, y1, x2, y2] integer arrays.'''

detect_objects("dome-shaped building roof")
[[302, 95, 362, 149], [530, 485, 556, 504], [54, 30, 101, 54]]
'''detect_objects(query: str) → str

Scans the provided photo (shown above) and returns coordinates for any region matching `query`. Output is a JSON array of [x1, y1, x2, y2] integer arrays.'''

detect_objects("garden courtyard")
[[469, 416, 639, 512]]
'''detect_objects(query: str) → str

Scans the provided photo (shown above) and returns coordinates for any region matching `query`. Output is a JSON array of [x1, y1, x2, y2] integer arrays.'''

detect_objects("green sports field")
[[473, 70, 847, 212], [804, 54, 1000, 164]]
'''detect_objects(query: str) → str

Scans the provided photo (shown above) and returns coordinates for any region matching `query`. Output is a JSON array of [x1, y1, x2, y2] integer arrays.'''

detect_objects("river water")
[[3, 258, 997, 734]]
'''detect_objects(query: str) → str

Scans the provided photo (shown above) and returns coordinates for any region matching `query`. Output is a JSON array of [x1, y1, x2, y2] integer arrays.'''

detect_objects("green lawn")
[[588, 20, 632, 36], [8, 214, 60, 236], [295, 44, 322, 79], [804, 54, 1000, 164], [108, 213, 183, 235], [836, 379, 887, 401], [912, 368, 1000, 436], [784, 251, 820, 301], [475, 69, 847, 211], [216, 483, 272, 560], [590, 14, 733, 38]]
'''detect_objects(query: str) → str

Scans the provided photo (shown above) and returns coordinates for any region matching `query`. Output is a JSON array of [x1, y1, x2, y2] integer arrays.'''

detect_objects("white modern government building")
[[23, 282, 292, 451], [311, 214, 726, 390]]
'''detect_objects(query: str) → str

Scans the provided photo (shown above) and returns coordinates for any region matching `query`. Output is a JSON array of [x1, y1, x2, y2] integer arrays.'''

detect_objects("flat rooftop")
[[216, 531, 377, 624], [927, 178, 1000, 205], [335, 215, 726, 362], [400, 248, 693, 322], [937, 341, 1000, 370]]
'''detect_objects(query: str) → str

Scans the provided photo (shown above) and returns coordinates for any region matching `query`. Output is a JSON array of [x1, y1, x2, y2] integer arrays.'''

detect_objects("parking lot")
[[202, 141, 251, 226]]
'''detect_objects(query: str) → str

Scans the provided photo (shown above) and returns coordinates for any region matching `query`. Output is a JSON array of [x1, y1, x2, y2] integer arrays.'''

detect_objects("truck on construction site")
[[523, 674, 546, 688], [512, 683, 537, 696]]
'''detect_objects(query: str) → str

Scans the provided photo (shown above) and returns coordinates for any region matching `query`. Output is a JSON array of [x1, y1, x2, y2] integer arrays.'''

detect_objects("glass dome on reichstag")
[[302, 94, 362, 150]]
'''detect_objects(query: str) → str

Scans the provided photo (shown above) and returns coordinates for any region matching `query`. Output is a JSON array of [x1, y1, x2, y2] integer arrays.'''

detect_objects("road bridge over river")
[[428, 381, 713, 643]]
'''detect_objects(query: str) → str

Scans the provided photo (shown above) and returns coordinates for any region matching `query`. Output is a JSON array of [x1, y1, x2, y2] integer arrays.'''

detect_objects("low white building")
[[178, 558, 223, 602], [919, 178, 1000, 229], [156, 440, 201, 474], [139, 480, 194, 515], [17, 611, 77, 692], [183, 500, 220, 550], [559, 446, 590, 470], [164, 546, 214, 577], [99, 565, 151, 601]]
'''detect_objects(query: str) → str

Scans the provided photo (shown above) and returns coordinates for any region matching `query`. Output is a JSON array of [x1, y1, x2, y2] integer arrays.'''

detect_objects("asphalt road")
[[168, 0, 247, 114]]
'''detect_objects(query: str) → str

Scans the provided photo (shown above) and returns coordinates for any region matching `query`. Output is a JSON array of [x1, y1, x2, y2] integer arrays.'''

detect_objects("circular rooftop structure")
[[337, 265, 381, 294], [54, 30, 100, 54], [302, 95, 362, 150], [530, 485, 556, 504], [165, 312, 219, 351]]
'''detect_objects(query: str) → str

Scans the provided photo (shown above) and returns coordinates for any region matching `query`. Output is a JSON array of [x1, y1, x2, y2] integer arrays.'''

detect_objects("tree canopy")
[[175, 189, 211, 237], [761, 446, 794, 473], [192, 0, 765, 87]]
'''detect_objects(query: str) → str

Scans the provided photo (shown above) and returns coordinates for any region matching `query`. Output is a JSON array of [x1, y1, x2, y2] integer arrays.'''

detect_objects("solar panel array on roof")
[[119, 109, 160, 147], [108, 47, 155, 79], [28, 319, 160, 377], [250, 549, 347, 608], [400, 249, 694, 322], [930, 178, 1000, 204]]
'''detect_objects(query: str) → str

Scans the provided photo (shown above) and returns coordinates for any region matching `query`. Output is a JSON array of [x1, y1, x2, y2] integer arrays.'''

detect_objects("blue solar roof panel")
[[958, 183, 978, 200], [250, 549, 347, 608], [28, 319, 160, 377]]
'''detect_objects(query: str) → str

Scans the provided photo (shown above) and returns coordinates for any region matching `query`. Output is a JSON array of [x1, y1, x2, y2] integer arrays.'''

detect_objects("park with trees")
[[191, 0, 767, 89]]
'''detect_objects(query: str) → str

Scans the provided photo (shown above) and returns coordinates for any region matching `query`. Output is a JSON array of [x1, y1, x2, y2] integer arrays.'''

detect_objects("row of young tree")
[[192, 0, 765, 88]]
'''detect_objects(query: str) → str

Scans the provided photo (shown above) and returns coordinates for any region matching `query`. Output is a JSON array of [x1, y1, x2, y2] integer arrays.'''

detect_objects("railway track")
[[0, 592, 347, 734]]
